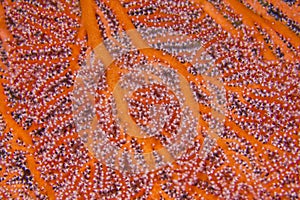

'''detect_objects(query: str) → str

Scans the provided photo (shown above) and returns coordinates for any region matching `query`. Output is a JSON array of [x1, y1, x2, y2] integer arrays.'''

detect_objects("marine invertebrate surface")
[[0, 0, 299, 199]]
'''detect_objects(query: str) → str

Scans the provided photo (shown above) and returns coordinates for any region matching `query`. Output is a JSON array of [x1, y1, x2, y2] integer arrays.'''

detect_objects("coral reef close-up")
[[0, 0, 299, 199]]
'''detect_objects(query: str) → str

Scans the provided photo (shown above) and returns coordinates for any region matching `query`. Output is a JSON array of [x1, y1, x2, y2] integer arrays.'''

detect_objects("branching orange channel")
[[0, 0, 299, 199]]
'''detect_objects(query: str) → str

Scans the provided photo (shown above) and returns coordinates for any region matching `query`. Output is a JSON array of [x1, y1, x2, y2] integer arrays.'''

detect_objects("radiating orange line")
[[223, 0, 300, 56], [80, 0, 102, 48]]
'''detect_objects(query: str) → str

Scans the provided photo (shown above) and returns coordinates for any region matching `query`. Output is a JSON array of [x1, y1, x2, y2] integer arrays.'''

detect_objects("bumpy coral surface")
[[0, 0, 299, 199]]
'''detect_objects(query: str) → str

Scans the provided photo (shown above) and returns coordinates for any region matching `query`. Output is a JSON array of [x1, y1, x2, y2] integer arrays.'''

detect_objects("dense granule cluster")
[[0, 0, 299, 199]]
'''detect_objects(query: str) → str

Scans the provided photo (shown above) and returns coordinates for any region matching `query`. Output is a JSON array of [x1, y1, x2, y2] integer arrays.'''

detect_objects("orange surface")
[[0, 0, 299, 199]]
